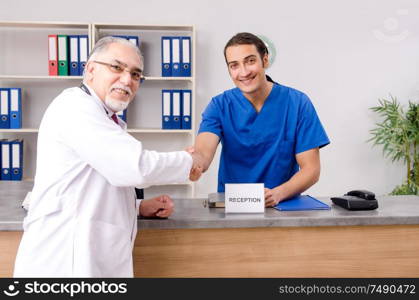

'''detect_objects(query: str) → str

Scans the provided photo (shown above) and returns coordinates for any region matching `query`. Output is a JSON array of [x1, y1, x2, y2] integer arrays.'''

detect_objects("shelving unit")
[[0, 21, 90, 182], [0, 21, 196, 198]]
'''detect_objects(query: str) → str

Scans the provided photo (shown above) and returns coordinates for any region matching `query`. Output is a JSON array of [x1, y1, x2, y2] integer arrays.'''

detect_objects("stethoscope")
[[79, 83, 91, 96]]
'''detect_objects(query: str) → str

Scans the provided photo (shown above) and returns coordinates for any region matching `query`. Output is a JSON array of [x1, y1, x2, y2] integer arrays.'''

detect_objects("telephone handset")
[[331, 189, 378, 210], [345, 190, 376, 200]]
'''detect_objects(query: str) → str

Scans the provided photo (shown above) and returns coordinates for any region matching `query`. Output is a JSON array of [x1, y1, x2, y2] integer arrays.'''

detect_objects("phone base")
[[331, 196, 378, 210]]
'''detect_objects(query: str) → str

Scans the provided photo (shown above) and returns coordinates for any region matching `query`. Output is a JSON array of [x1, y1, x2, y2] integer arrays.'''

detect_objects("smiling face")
[[225, 44, 270, 97], [85, 42, 142, 112]]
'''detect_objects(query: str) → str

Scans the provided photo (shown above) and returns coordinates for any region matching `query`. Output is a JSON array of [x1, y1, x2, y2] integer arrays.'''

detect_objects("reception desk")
[[1, 181, 419, 277]]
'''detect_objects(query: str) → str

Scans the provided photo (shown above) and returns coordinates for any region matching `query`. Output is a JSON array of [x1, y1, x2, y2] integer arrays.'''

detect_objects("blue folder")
[[180, 36, 191, 76], [171, 90, 182, 129], [161, 37, 172, 77], [10, 139, 23, 181], [68, 35, 80, 76], [162, 89, 172, 129], [116, 109, 127, 122], [78, 35, 89, 76], [0, 88, 10, 129], [181, 90, 192, 129], [127, 36, 139, 47], [9, 88, 22, 129], [274, 195, 330, 211], [0, 139, 11, 180], [171, 37, 182, 77]]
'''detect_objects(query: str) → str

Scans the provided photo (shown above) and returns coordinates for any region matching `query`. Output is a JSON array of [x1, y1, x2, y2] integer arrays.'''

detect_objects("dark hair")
[[223, 32, 268, 63]]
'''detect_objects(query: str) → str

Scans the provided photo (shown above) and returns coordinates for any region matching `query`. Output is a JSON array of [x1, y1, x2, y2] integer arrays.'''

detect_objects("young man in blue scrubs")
[[193, 32, 330, 207]]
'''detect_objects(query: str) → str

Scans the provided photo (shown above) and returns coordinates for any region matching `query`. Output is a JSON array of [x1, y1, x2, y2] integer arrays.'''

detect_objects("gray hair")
[[83, 36, 144, 80]]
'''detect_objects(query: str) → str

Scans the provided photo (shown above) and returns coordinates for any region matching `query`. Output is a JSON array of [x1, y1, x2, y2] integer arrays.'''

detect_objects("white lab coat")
[[13, 86, 192, 277]]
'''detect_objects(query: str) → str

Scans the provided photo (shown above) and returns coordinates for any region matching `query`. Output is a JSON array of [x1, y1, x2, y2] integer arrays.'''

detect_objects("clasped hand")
[[185, 146, 204, 181]]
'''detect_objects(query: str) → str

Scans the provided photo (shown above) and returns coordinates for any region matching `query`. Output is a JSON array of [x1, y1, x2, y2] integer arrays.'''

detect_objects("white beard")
[[105, 96, 130, 112]]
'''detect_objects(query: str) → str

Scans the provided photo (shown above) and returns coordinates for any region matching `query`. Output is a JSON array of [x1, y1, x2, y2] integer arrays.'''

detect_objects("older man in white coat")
[[14, 36, 202, 277]]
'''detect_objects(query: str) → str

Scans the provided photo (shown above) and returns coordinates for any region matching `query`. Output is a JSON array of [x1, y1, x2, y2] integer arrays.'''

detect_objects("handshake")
[[186, 146, 205, 181]]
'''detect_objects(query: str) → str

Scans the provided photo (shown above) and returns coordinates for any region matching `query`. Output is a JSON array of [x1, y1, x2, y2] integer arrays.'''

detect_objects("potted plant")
[[369, 95, 418, 195]]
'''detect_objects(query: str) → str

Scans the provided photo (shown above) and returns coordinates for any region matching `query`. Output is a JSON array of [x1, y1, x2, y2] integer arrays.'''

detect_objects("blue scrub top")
[[198, 83, 330, 193]]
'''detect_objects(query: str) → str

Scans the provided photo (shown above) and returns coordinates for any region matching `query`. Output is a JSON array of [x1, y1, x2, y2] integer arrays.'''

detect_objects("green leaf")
[[369, 96, 419, 184]]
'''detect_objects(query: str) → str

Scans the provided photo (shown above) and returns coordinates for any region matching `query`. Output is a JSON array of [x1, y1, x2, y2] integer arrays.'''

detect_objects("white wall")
[[1, 0, 417, 197]]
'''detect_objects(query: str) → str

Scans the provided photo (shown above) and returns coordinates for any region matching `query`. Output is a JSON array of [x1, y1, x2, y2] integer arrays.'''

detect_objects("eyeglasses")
[[93, 60, 145, 83]]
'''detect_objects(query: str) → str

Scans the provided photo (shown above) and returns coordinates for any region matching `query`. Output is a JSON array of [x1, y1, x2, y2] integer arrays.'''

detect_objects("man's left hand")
[[139, 195, 174, 218], [264, 188, 284, 207]]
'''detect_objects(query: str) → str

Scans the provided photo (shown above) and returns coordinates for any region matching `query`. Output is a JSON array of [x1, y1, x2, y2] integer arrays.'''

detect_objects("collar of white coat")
[[82, 83, 114, 118], [81, 83, 127, 130]]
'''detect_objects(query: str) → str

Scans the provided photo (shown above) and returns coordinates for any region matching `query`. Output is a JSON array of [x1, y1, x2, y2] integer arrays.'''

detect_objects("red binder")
[[48, 35, 58, 76]]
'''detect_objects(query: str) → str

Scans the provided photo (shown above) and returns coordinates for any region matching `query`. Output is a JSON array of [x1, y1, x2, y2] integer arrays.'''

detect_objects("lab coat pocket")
[[76, 220, 132, 276], [23, 197, 64, 230]]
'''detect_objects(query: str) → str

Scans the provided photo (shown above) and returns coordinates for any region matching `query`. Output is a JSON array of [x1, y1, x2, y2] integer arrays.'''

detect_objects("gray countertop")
[[138, 194, 419, 229], [1, 181, 419, 230], [0, 181, 33, 231]]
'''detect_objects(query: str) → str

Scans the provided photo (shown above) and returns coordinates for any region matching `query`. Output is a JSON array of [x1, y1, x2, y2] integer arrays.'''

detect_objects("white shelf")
[[0, 75, 192, 82], [0, 128, 38, 133], [22, 178, 35, 182], [3, 178, 192, 185], [128, 129, 193, 134], [92, 23, 193, 31], [0, 21, 196, 197], [0, 75, 83, 80], [144, 76, 193, 81], [0, 21, 90, 29], [0, 129, 193, 134]]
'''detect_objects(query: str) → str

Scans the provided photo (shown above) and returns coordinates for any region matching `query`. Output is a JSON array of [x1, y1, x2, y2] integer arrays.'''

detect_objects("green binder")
[[58, 35, 69, 76]]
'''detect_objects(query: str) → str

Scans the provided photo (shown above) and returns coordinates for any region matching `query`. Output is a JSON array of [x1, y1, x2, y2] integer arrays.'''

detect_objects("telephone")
[[331, 189, 378, 210]]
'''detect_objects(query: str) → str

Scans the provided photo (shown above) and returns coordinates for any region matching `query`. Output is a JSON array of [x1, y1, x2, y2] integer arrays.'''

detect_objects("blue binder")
[[69, 35, 80, 76], [171, 37, 182, 77], [127, 36, 139, 47], [9, 88, 22, 129], [0, 88, 10, 128], [116, 109, 127, 122], [161, 37, 172, 77], [0, 140, 2, 179], [10, 139, 23, 181], [180, 37, 191, 77], [274, 195, 330, 211], [78, 35, 89, 76], [0, 139, 11, 180], [162, 90, 172, 129], [181, 90, 192, 129], [171, 90, 182, 129]]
